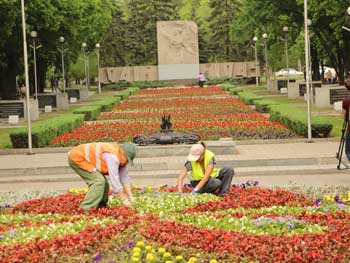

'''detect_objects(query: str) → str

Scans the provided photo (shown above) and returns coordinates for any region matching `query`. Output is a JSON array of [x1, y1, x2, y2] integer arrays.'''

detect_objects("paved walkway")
[[0, 141, 349, 193], [0, 141, 341, 169]]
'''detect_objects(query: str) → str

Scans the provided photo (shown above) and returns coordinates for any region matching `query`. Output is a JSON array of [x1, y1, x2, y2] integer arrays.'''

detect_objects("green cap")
[[121, 143, 136, 165]]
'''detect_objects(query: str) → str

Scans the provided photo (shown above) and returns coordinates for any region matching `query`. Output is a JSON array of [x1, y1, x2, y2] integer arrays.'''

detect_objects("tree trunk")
[[311, 45, 320, 81], [38, 62, 47, 93], [338, 49, 345, 85], [0, 58, 18, 100]]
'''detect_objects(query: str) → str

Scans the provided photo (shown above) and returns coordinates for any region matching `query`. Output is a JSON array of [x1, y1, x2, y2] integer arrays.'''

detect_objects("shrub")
[[254, 99, 280, 113], [269, 105, 332, 138], [73, 106, 101, 121], [10, 114, 84, 148], [236, 91, 262, 105]]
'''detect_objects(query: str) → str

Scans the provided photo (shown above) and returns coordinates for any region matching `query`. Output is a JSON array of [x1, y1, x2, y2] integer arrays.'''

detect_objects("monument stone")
[[157, 21, 199, 80]]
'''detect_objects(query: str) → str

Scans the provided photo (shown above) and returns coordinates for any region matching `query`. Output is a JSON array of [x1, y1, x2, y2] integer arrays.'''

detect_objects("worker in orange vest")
[[68, 142, 136, 210]]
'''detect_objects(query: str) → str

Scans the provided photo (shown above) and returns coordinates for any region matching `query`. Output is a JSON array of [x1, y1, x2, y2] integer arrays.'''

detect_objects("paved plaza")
[[0, 139, 349, 192]]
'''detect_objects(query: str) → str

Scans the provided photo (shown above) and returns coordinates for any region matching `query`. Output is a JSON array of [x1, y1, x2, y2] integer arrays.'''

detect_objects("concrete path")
[[0, 140, 349, 193]]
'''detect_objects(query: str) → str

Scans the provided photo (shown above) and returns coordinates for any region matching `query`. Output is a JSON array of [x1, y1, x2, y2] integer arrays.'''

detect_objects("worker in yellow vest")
[[177, 142, 234, 196], [68, 142, 136, 210]]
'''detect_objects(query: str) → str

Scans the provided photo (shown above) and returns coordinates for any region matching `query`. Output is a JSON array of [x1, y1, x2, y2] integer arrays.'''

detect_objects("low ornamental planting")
[[1, 185, 350, 262], [49, 86, 297, 146]]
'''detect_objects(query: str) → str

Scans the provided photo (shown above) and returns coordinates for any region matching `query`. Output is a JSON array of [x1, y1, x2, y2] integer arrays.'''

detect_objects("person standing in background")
[[198, 72, 206, 88]]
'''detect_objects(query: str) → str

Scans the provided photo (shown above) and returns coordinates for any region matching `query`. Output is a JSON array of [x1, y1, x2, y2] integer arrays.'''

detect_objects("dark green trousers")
[[68, 157, 109, 210]]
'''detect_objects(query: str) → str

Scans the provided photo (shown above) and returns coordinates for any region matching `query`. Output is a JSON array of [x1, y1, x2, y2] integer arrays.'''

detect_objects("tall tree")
[[207, 0, 241, 61], [0, 0, 112, 99], [126, 0, 179, 65], [100, 2, 127, 67]]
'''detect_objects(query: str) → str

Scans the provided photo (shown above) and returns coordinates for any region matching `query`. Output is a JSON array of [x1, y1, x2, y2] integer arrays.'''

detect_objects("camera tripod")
[[336, 112, 350, 170]]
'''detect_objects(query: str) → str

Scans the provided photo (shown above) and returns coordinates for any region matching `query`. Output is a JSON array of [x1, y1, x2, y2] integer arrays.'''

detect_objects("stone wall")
[[100, 61, 257, 84]]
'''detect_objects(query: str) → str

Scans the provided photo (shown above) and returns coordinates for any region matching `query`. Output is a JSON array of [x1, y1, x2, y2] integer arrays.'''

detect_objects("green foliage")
[[254, 99, 281, 113], [73, 105, 101, 121], [269, 105, 333, 138], [100, 2, 127, 67], [207, 0, 241, 61], [236, 91, 262, 105], [93, 97, 121, 112], [103, 80, 170, 90], [124, 0, 179, 65], [9, 114, 84, 148]]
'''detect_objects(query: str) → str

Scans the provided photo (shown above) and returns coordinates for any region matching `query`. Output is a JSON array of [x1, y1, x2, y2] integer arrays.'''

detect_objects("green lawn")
[[0, 90, 120, 149], [236, 84, 343, 137]]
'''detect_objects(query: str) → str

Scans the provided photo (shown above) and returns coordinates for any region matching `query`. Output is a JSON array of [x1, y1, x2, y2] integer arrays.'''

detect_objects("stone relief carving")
[[157, 21, 199, 65]]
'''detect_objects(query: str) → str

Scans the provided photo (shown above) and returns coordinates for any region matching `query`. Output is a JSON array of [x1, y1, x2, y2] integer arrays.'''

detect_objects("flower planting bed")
[[1, 184, 350, 262], [50, 87, 297, 146]]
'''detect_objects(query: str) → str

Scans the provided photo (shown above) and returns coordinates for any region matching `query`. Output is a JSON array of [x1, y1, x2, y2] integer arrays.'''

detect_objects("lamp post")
[[96, 43, 101, 94], [253, 36, 259, 87], [59, 36, 66, 93], [283, 26, 289, 88], [30, 31, 41, 100], [82, 42, 88, 89], [304, 0, 312, 141], [262, 33, 269, 85], [21, 0, 32, 154]]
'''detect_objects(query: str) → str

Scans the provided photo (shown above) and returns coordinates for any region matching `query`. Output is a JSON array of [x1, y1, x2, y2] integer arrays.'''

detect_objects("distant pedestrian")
[[177, 142, 234, 196], [198, 72, 206, 88], [68, 142, 136, 210], [326, 70, 333, 84]]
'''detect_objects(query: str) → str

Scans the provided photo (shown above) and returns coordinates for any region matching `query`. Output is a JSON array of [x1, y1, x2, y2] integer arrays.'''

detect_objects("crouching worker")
[[177, 142, 234, 196], [68, 142, 136, 210]]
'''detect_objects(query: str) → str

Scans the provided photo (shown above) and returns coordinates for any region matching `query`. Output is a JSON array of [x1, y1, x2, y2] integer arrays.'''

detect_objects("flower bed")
[[1, 185, 350, 262], [49, 87, 297, 146]]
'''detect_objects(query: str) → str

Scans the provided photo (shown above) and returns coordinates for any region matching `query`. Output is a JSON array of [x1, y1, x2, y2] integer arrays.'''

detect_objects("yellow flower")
[[165, 261, 174, 263], [188, 257, 198, 263], [131, 257, 140, 262], [325, 195, 332, 201], [136, 241, 145, 248], [158, 247, 166, 254], [145, 245, 153, 251], [133, 247, 141, 253], [163, 252, 172, 258], [146, 253, 155, 261], [210, 260, 218, 263], [133, 252, 140, 258], [176, 255, 184, 261]]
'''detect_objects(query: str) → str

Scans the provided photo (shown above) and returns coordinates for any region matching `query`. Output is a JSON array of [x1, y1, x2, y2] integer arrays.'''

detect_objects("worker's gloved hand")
[[129, 196, 136, 204], [191, 188, 199, 194], [119, 195, 132, 207]]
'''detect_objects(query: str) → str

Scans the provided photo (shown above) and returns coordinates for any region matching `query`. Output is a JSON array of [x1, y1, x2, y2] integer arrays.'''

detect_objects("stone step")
[[0, 164, 345, 184], [0, 141, 237, 157], [0, 156, 338, 177]]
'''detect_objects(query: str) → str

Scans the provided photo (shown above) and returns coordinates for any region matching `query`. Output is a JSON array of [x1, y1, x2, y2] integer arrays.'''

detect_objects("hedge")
[[93, 97, 121, 112], [10, 114, 84, 148], [73, 105, 101, 121], [254, 99, 280, 113], [269, 105, 332, 138], [103, 80, 169, 90], [236, 91, 262, 105], [114, 87, 140, 100]]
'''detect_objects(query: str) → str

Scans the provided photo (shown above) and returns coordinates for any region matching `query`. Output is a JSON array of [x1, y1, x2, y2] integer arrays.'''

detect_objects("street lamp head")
[[283, 26, 289, 33], [30, 31, 37, 38], [253, 36, 258, 42], [59, 36, 65, 43], [82, 42, 87, 48], [347, 6, 350, 16], [262, 33, 267, 39], [96, 43, 100, 49]]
